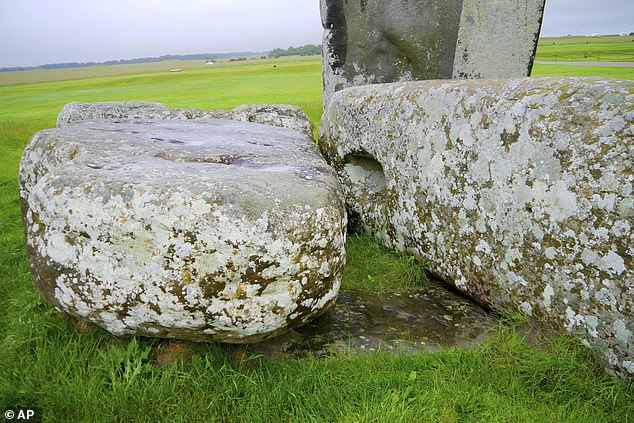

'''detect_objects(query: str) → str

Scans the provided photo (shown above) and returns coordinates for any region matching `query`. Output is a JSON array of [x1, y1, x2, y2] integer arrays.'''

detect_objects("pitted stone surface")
[[20, 119, 347, 343], [319, 77, 634, 377], [57, 101, 314, 137], [320, 0, 546, 107]]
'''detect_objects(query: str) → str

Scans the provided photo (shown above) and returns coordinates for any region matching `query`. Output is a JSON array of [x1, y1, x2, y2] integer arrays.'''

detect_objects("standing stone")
[[452, 0, 546, 79], [319, 77, 634, 377], [320, 0, 546, 107], [20, 119, 346, 343]]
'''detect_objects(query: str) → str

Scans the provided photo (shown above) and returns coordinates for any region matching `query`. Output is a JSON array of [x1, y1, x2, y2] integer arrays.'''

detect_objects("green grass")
[[532, 35, 634, 80], [1, 54, 633, 421], [343, 233, 428, 291], [532, 63, 634, 80], [536, 34, 634, 62], [1, 304, 631, 421], [0, 55, 320, 86]]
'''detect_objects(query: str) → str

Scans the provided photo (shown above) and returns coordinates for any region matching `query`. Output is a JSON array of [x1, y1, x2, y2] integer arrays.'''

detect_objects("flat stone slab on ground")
[[56, 101, 314, 137], [19, 118, 347, 343], [239, 281, 497, 359]]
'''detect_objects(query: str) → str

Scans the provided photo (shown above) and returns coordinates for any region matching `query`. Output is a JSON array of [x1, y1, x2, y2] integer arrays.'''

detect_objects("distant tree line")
[[268, 45, 321, 58]]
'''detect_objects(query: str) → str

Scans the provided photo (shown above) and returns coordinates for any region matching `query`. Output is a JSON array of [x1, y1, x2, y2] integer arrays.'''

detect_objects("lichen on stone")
[[320, 76, 634, 377], [20, 118, 347, 343], [320, 0, 546, 108]]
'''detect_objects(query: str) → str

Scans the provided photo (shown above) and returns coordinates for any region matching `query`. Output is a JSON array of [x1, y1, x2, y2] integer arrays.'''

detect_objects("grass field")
[[533, 34, 634, 79], [532, 62, 634, 79], [1, 46, 633, 421], [536, 34, 634, 62], [0, 55, 319, 87]]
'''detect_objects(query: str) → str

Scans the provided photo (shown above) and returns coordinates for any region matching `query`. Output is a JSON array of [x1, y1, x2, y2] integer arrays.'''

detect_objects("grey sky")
[[0, 0, 632, 68], [540, 0, 633, 37]]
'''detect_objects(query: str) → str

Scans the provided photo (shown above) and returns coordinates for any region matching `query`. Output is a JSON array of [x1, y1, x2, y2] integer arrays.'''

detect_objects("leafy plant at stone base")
[[97, 338, 154, 392]]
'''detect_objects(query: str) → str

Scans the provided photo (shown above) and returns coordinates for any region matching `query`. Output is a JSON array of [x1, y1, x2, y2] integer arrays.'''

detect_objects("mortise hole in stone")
[[343, 153, 387, 195]]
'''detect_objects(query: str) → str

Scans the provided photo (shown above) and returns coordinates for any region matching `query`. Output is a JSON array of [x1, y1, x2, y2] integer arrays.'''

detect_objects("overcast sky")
[[1, 0, 632, 68]]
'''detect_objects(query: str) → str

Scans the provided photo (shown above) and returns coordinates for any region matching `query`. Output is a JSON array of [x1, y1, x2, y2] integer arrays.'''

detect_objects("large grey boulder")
[[320, 0, 546, 107], [319, 77, 634, 377], [57, 101, 314, 137], [20, 119, 346, 343]]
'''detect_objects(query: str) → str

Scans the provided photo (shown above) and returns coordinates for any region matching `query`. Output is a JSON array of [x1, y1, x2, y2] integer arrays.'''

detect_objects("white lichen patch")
[[519, 302, 533, 316], [320, 77, 634, 377], [19, 118, 347, 343], [542, 285, 555, 309]]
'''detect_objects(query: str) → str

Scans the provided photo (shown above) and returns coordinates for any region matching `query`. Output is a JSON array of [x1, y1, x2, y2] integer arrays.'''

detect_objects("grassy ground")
[[0, 59, 208, 86], [0, 55, 319, 87], [343, 234, 428, 292], [533, 34, 634, 80], [536, 34, 634, 62], [532, 62, 634, 80], [1, 54, 633, 421]]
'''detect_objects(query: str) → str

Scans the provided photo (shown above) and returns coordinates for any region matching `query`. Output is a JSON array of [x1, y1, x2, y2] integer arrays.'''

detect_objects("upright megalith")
[[319, 77, 634, 376], [320, 0, 546, 107], [20, 118, 347, 343], [452, 0, 547, 79]]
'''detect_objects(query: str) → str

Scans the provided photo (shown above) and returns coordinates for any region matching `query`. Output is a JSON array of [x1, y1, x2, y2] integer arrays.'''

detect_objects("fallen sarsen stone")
[[20, 118, 347, 343], [320, 76, 634, 377]]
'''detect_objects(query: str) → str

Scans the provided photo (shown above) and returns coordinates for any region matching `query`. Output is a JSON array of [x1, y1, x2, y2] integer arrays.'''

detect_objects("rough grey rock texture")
[[319, 77, 634, 377], [320, 0, 546, 107], [20, 119, 347, 343], [57, 101, 314, 137], [452, 0, 546, 80]]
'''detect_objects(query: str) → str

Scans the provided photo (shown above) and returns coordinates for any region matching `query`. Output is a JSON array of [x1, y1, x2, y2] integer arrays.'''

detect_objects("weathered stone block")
[[20, 119, 346, 343], [320, 77, 634, 376], [320, 0, 546, 107], [57, 101, 314, 137]]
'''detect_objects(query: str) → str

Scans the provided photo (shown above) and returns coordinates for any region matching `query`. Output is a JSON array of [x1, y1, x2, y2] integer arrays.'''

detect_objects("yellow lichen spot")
[[235, 283, 247, 300], [181, 266, 192, 284]]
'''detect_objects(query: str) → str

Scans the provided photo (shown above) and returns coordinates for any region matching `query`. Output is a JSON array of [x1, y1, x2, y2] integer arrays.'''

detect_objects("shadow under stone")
[[238, 279, 498, 360]]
